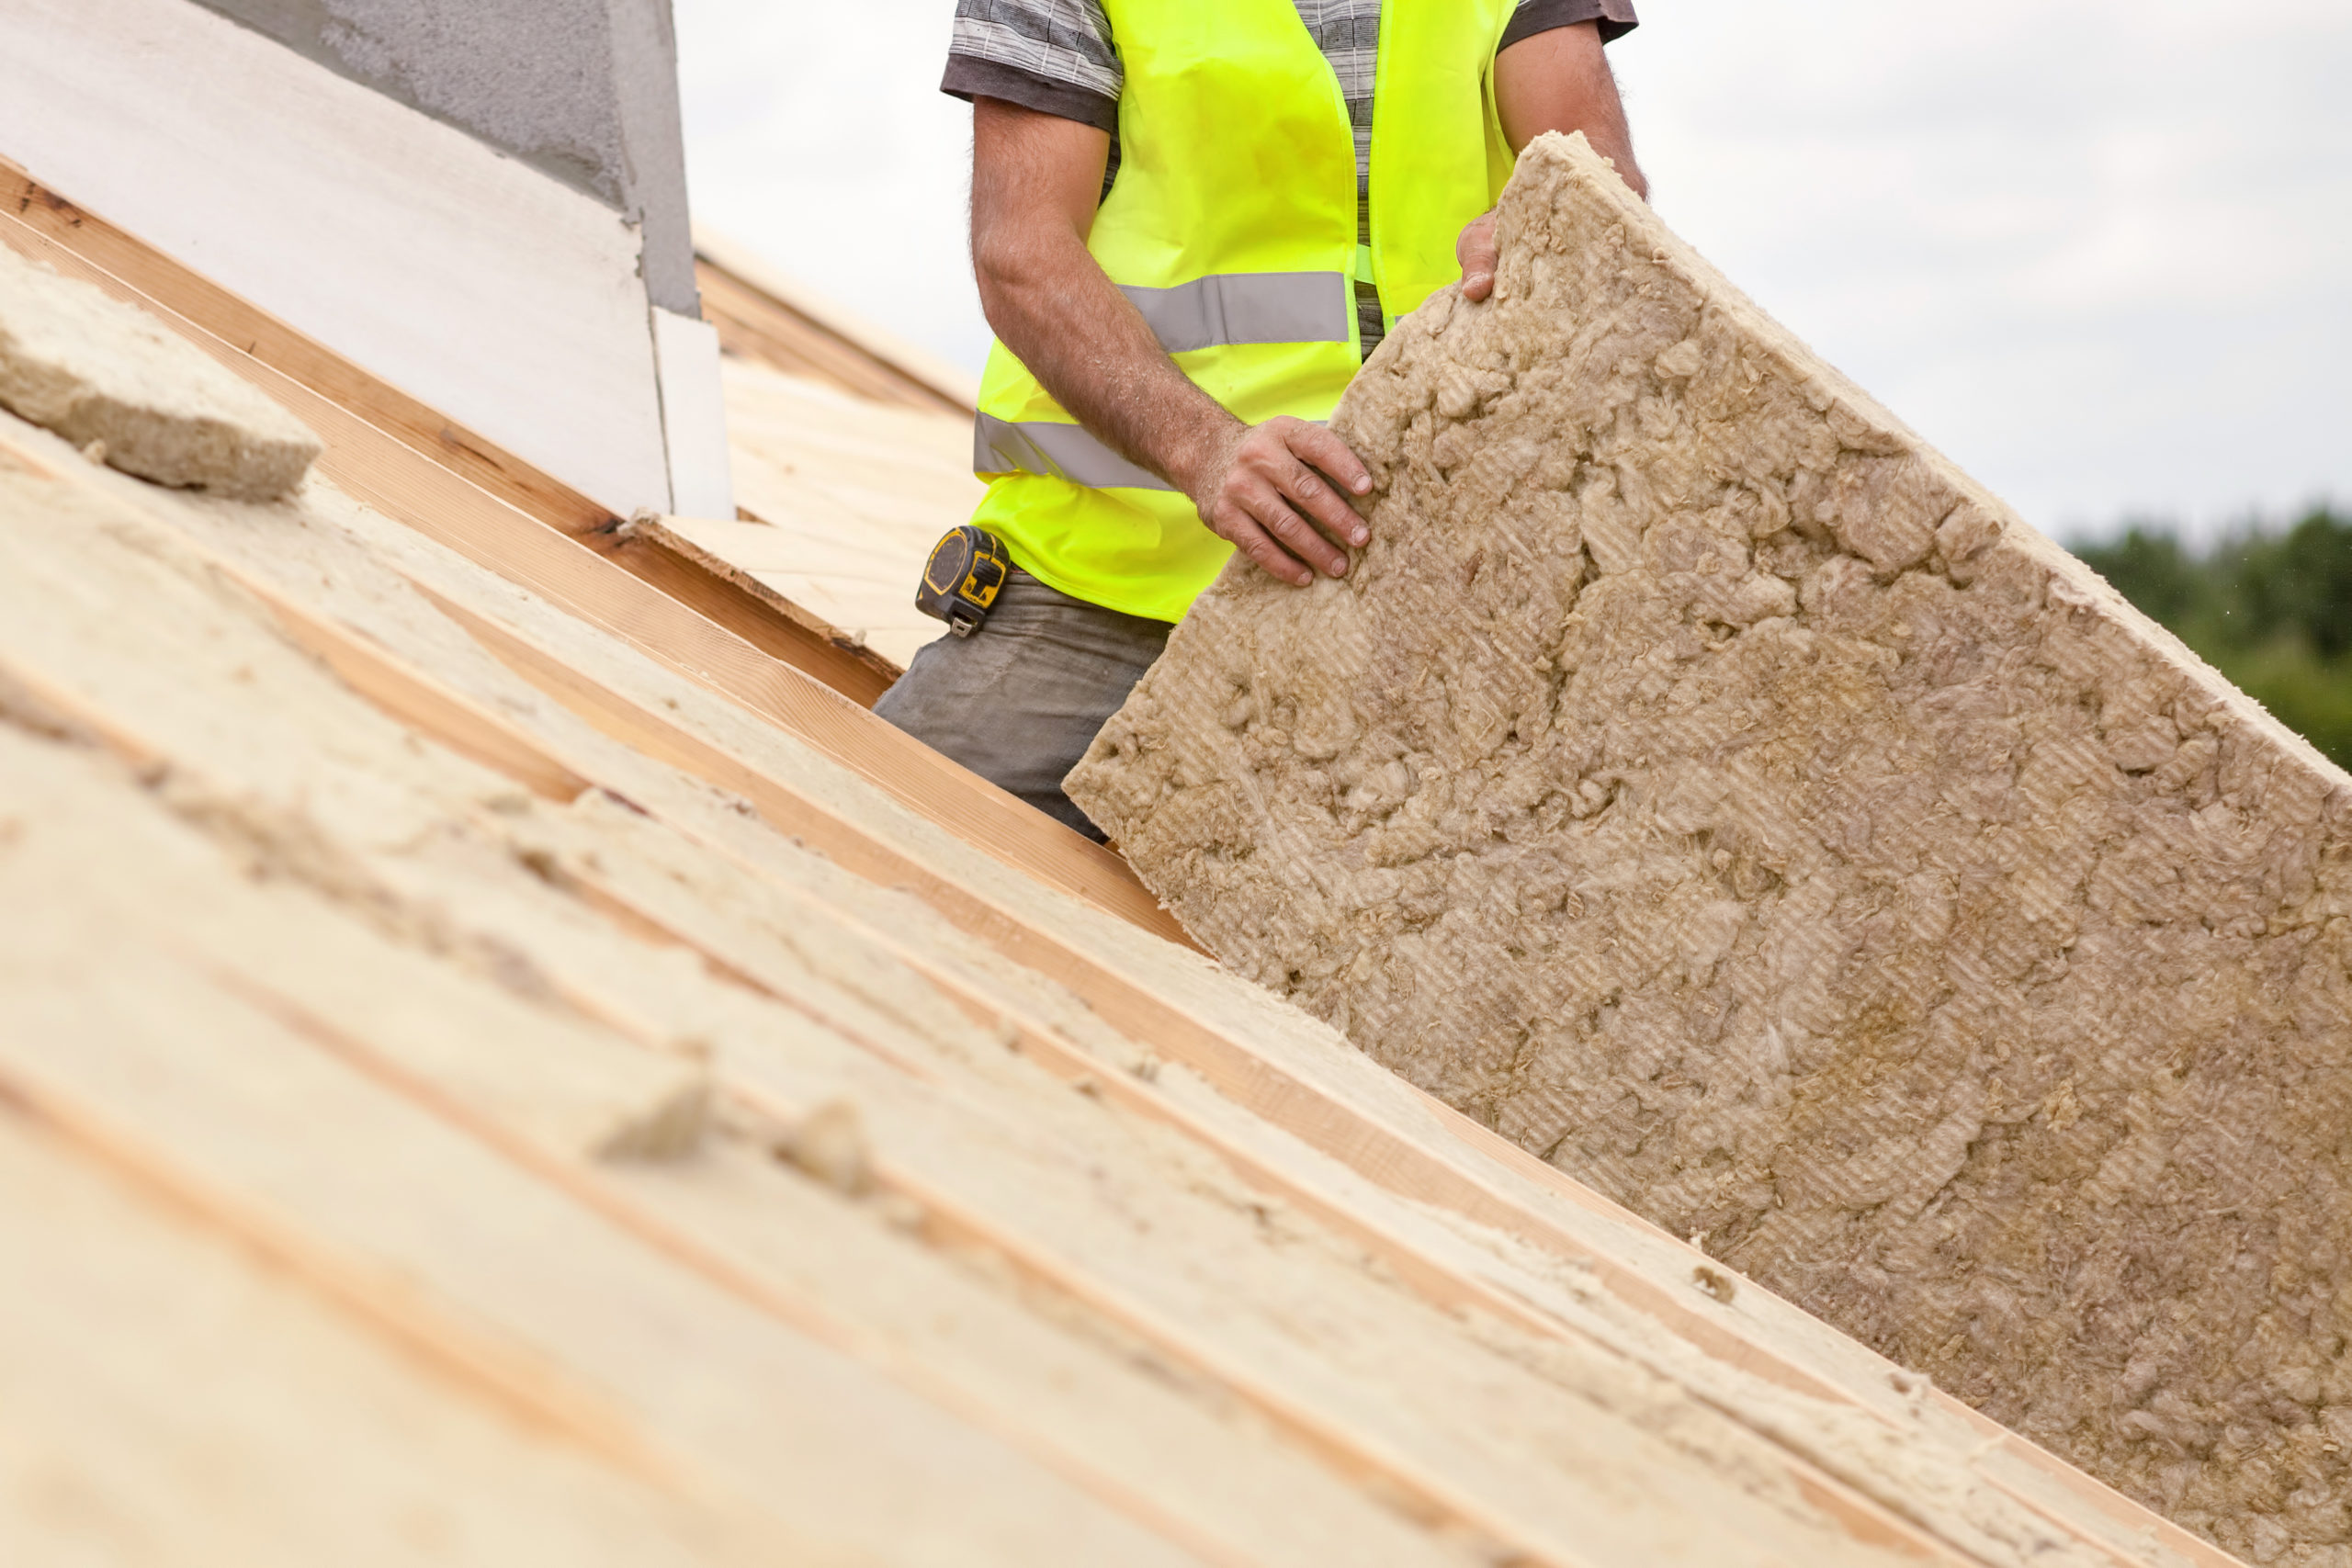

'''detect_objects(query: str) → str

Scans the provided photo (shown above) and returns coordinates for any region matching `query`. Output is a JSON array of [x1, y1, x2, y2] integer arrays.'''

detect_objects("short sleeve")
[[942, 0, 1122, 134], [1500, 0, 1639, 51]]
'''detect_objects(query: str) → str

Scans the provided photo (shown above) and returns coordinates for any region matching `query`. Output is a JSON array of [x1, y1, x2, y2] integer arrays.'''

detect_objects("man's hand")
[[1455, 21, 1648, 301], [1457, 210, 1501, 304], [972, 97, 1369, 590], [1174, 415, 1373, 588]]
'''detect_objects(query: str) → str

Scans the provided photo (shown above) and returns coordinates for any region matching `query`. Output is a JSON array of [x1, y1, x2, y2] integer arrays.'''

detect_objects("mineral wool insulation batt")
[[1070, 131, 2352, 1558], [0, 244, 319, 501]]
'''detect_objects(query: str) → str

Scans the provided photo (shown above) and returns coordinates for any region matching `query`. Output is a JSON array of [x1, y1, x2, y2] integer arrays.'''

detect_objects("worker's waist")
[[964, 568, 1183, 648], [970, 477, 1226, 626]]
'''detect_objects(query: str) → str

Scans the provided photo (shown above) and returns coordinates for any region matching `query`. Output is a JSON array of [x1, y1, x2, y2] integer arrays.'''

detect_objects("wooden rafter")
[[693, 227, 979, 418], [614, 514, 903, 704]]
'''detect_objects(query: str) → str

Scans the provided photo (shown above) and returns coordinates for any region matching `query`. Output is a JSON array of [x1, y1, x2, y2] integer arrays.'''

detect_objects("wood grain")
[[615, 517, 902, 705]]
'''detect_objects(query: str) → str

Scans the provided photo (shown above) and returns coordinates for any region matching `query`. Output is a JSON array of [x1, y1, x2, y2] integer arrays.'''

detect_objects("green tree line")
[[2073, 504, 2352, 767]]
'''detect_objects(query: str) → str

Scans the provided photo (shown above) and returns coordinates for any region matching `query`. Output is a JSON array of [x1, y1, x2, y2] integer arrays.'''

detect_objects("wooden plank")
[[225, 969, 1253, 1568], [703, 361, 975, 667], [246, 611, 1966, 1558], [615, 1145, 1477, 1568], [0, 497, 1869, 1568], [345, 504, 1179, 940], [699, 265, 954, 412], [413, 578, 2225, 1568], [394, 571, 2164, 1556], [265, 596, 596, 806], [431, 558, 1836, 1397], [0, 603, 1558, 1568], [652, 520, 938, 672], [596, 883, 1971, 1566], [0, 1112, 824, 1568], [0, 192, 1186, 947], [0, 1061, 679, 1490], [718, 358, 980, 490], [616, 516, 903, 702], [0, 984, 1203, 1568], [657, 514, 922, 581], [0, 751, 1213, 1568]]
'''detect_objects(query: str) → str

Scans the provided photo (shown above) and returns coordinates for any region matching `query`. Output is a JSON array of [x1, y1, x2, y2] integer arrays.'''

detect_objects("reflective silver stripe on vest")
[[973, 412, 1176, 491], [1119, 271, 1351, 354]]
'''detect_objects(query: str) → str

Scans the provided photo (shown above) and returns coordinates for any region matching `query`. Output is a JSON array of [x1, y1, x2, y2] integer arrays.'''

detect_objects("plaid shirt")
[[944, 0, 1637, 352]]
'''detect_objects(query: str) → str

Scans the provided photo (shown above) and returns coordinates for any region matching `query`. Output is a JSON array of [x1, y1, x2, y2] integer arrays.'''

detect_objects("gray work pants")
[[873, 570, 1171, 840]]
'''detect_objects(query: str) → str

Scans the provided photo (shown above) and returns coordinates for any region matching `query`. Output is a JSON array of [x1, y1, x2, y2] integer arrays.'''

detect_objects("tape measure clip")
[[916, 525, 1012, 637]]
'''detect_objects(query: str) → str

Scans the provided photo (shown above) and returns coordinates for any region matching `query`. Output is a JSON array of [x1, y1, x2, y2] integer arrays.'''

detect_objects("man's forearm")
[[978, 226, 1369, 585], [1497, 22, 1646, 198], [975, 221, 1238, 497], [968, 96, 1371, 587]]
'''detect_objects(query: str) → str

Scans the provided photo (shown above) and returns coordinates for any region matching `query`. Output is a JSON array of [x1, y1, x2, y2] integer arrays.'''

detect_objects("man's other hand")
[[1178, 416, 1373, 589], [1457, 210, 1501, 304], [1456, 19, 1649, 304]]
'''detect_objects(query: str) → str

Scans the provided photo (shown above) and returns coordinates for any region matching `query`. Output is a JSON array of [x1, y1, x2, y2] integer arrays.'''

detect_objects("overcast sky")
[[674, 0, 2350, 545]]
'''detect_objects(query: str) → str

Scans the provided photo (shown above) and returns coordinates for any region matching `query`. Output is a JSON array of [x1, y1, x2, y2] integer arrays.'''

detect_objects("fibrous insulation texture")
[[0, 243, 319, 499], [1069, 132, 2352, 1563]]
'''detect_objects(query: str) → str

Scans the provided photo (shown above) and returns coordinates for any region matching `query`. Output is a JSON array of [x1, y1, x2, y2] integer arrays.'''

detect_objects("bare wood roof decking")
[[0, 154, 2242, 1568]]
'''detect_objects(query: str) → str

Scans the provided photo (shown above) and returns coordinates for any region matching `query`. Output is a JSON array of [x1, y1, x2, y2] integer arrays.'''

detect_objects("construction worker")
[[876, 1, 1646, 839]]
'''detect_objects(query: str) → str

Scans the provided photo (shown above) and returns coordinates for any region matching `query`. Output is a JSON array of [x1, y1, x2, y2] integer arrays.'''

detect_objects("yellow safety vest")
[[968, 0, 1519, 624]]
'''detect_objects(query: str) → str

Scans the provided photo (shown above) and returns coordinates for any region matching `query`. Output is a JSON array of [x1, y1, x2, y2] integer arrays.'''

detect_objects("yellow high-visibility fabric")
[[970, 0, 1515, 624]]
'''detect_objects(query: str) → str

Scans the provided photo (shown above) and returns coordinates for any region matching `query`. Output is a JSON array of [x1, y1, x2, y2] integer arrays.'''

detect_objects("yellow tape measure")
[[916, 525, 1011, 637]]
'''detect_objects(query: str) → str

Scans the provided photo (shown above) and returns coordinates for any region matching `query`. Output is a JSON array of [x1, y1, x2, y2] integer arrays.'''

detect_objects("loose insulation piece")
[[0, 243, 318, 499]]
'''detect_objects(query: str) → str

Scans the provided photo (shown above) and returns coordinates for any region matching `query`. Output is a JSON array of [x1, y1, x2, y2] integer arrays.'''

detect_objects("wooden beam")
[[229, 964, 1261, 1568], [0, 1107, 843, 1568], [0, 904, 1204, 1566], [0, 457, 1487, 1568], [386, 586, 2187, 1568], [613, 515, 902, 706], [0, 609, 1899, 1568], [410, 533, 2230, 1568], [267, 606, 595, 807], [0, 457, 1684, 1568], [697, 263, 964, 416]]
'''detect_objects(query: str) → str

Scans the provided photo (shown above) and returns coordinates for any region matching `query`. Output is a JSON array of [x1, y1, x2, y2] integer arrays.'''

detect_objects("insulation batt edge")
[[1069, 130, 2352, 1566], [0, 244, 319, 500]]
